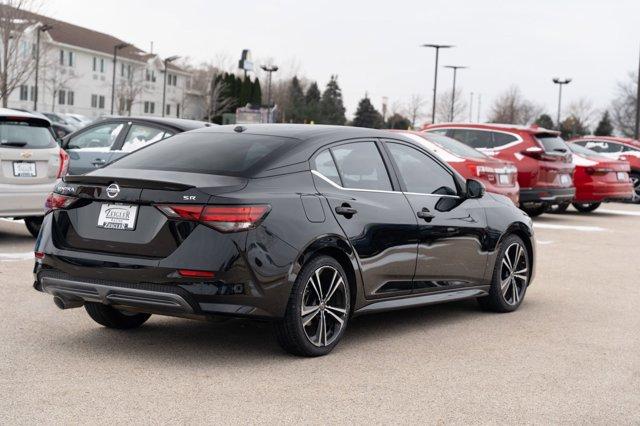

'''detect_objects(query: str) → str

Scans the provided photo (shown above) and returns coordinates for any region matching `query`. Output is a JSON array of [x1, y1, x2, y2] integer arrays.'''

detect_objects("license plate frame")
[[12, 161, 36, 177], [97, 203, 138, 231], [560, 174, 572, 186]]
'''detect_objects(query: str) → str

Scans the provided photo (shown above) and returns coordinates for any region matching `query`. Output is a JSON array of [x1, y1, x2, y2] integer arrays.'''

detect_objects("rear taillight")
[[585, 167, 616, 175], [44, 192, 77, 213], [57, 150, 69, 178], [156, 204, 271, 233], [467, 164, 518, 185], [178, 269, 215, 278]]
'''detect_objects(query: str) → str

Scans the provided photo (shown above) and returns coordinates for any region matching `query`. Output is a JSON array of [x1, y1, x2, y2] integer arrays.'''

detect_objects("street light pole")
[[260, 64, 278, 123], [421, 43, 454, 124], [635, 45, 640, 140], [110, 42, 130, 115], [33, 24, 52, 111], [552, 77, 572, 129], [444, 65, 467, 122], [162, 55, 180, 117]]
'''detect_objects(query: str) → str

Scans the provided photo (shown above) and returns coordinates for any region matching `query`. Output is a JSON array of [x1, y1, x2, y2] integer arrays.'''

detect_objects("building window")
[[68, 51, 74, 67], [19, 85, 28, 101], [176, 104, 180, 118], [91, 94, 98, 108], [58, 90, 66, 105], [29, 86, 35, 101], [68, 91, 74, 106], [121, 63, 125, 76], [144, 101, 155, 114], [166, 104, 171, 115], [99, 95, 105, 109], [93, 57, 97, 72], [127, 65, 132, 78], [59, 49, 64, 65], [100, 58, 105, 73]]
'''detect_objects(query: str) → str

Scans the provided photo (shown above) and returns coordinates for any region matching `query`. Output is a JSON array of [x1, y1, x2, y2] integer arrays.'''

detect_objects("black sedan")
[[60, 116, 212, 175], [34, 124, 535, 356]]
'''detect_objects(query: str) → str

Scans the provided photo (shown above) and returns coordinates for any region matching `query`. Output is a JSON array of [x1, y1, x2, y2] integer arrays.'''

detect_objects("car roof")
[[0, 108, 51, 127], [425, 122, 560, 135], [94, 115, 211, 131]]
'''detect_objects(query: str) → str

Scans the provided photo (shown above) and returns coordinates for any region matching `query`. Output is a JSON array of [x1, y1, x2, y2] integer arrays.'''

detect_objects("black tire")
[[548, 202, 570, 214], [24, 216, 43, 238], [85, 302, 151, 329], [629, 173, 640, 204], [477, 234, 530, 313], [572, 202, 601, 213], [275, 255, 351, 357], [521, 204, 547, 217]]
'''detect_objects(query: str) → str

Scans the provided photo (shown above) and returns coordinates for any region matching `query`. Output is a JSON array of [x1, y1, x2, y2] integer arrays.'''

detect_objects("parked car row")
[[422, 123, 636, 215], [0, 108, 210, 236]]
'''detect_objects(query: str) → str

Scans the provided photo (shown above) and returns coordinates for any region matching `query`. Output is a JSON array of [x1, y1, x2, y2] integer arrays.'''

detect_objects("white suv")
[[0, 109, 69, 236]]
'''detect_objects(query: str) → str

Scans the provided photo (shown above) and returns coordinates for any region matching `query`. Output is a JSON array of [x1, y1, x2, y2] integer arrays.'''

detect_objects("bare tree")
[[403, 94, 426, 128], [43, 62, 78, 112], [435, 88, 468, 123], [611, 71, 638, 137], [488, 85, 542, 125], [115, 65, 146, 115], [0, 1, 42, 107], [566, 97, 596, 131]]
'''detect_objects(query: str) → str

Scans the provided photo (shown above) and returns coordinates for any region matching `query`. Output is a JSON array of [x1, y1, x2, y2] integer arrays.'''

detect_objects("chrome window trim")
[[311, 170, 461, 198], [427, 127, 524, 151]]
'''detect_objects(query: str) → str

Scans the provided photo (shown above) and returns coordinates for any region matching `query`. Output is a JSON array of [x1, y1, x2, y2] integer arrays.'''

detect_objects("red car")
[[424, 123, 575, 216], [569, 136, 640, 203], [552, 143, 633, 212], [393, 131, 519, 204]]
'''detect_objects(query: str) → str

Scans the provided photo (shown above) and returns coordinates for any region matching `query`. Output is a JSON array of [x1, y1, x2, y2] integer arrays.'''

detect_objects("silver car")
[[0, 109, 68, 236]]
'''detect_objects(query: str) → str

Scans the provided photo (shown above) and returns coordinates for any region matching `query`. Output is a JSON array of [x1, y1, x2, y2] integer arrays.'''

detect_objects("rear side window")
[[423, 133, 487, 159], [0, 121, 56, 149], [450, 129, 494, 149], [492, 132, 518, 146], [581, 140, 624, 153], [331, 142, 392, 191], [535, 134, 569, 153], [110, 131, 296, 176], [313, 150, 341, 186]]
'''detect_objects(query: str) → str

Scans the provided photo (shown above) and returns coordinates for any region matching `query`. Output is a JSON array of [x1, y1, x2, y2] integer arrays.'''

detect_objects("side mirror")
[[466, 179, 485, 199]]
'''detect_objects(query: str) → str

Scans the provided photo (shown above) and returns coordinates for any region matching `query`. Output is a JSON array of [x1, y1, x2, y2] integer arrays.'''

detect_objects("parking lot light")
[[260, 64, 279, 123], [162, 55, 180, 117], [552, 77, 572, 130], [33, 23, 52, 111], [421, 43, 454, 124], [444, 65, 467, 122], [110, 42, 130, 115]]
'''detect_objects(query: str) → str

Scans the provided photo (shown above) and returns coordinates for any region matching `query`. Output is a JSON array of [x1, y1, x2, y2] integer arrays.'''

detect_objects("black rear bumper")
[[519, 187, 575, 204]]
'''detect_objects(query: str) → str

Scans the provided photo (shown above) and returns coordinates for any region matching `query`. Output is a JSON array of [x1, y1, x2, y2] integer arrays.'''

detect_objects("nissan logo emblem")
[[106, 183, 120, 198]]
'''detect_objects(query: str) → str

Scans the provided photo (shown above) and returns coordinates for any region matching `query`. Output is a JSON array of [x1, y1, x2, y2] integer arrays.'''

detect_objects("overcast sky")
[[42, 0, 639, 124]]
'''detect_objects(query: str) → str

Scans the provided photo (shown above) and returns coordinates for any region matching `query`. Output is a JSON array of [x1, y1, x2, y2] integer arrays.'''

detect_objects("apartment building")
[[3, 7, 198, 119]]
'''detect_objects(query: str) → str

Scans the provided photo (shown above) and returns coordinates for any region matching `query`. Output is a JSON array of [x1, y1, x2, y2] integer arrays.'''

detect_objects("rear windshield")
[[110, 131, 296, 176], [423, 132, 487, 159], [568, 143, 600, 158], [0, 121, 56, 149], [535, 134, 569, 153]]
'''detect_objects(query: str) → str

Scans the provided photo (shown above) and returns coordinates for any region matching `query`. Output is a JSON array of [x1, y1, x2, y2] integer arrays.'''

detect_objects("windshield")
[[535, 134, 569, 153], [423, 132, 487, 159], [0, 121, 56, 149], [568, 143, 601, 158], [110, 131, 297, 176]]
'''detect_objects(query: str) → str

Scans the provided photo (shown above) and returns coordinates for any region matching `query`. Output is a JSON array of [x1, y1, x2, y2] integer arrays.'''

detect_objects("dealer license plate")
[[13, 161, 36, 177], [97, 203, 138, 231]]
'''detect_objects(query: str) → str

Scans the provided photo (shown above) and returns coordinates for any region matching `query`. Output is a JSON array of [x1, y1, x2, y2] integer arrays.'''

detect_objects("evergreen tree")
[[386, 113, 412, 129], [239, 76, 253, 107], [594, 111, 614, 136], [304, 81, 321, 123], [251, 78, 262, 106], [319, 75, 346, 125], [353, 95, 384, 129], [560, 115, 589, 140], [288, 76, 306, 123], [534, 114, 554, 129]]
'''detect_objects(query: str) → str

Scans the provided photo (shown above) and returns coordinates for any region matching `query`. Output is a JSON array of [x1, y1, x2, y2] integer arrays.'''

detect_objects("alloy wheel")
[[631, 176, 640, 203], [301, 265, 348, 347], [500, 242, 528, 306]]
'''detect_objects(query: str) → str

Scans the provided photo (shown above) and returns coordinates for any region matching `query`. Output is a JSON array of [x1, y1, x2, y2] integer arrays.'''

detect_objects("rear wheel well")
[[306, 247, 357, 315], [505, 228, 534, 275]]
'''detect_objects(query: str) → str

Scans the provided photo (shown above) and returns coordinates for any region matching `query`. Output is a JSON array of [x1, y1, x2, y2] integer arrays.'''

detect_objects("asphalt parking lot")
[[1, 204, 639, 424]]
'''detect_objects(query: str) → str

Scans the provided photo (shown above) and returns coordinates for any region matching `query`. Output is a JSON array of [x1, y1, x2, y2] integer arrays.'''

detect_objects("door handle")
[[92, 158, 106, 166], [335, 204, 357, 217], [417, 208, 436, 222]]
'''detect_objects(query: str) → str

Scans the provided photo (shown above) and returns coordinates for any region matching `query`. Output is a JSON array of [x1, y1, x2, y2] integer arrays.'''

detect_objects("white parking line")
[[0, 218, 24, 224], [534, 223, 605, 232], [537, 240, 554, 245], [0, 252, 34, 261], [597, 209, 640, 217]]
